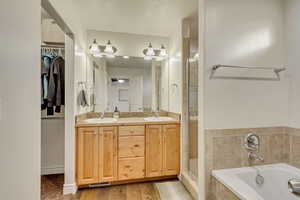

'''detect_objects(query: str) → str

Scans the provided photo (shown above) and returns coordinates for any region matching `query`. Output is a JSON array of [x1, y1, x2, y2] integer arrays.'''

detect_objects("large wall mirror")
[[93, 56, 167, 113]]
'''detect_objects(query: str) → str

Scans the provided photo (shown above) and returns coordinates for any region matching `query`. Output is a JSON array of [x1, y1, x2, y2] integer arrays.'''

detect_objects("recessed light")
[[118, 79, 125, 83], [123, 56, 130, 59]]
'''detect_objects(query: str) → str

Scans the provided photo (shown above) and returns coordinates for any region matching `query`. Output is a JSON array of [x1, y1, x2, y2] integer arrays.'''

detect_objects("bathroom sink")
[[82, 118, 117, 123], [144, 117, 175, 122]]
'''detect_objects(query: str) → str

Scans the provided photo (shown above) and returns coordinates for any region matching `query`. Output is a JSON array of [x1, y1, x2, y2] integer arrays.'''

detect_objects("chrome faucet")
[[153, 110, 159, 118], [244, 133, 260, 151], [288, 179, 300, 195], [244, 133, 264, 163], [100, 112, 105, 119], [100, 107, 108, 119], [248, 152, 264, 162]]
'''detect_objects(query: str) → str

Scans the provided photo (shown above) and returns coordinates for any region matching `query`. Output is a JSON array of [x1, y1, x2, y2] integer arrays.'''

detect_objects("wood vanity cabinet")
[[99, 127, 118, 182], [118, 125, 145, 180], [146, 124, 180, 177], [76, 123, 180, 186], [76, 126, 118, 185], [76, 127, 99, 185]]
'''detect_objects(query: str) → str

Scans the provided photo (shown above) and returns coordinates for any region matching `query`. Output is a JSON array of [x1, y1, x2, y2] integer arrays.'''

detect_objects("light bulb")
[[146, 43, 155, 56], [104, 40, 114, 54], [159, 45, 167, 57], [89, 39, 100, 54]]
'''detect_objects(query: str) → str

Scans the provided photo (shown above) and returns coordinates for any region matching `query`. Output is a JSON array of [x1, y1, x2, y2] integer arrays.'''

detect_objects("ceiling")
[[50, 0, 198, 37]]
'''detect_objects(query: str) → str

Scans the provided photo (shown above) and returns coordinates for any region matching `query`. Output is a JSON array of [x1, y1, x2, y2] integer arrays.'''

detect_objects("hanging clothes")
[[47, 56, 65, 113], [41, 54, 53, 111], [41, 46, 65, 116]]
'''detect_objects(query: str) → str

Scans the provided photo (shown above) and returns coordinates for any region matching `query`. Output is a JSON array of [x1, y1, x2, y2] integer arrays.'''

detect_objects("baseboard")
[[41, 165, 64, 175], [63, 183, 77, 195]]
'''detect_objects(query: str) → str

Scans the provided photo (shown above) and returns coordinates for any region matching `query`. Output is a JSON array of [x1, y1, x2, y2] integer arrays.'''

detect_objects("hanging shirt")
[[41, 54, 53, 108], [47, 56, 65, 109]]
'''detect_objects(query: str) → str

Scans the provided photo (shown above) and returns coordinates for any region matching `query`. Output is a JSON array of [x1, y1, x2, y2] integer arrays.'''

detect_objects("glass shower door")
[[188, 52, 198, 180]]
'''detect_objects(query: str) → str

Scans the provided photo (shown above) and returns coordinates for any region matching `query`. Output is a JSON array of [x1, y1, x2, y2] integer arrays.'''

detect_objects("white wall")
[[87, 30, 169, 57], [286, 0, 300, 128], [0, 0, 40, 200], [204, 0, 288, 129], [50, 0, 88, 51], [74, 49, 94, 114]]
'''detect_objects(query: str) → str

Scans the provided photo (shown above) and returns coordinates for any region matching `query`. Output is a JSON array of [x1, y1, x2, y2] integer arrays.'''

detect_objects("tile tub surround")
[[211, 177, 239, 200], [205, 127, 300, 200]]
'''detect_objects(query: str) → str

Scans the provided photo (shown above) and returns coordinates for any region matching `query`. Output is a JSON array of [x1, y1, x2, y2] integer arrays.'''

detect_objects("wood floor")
[[71, 183, 160, 200], [42, 175, 160, 200], [41, 174, 64, 200]]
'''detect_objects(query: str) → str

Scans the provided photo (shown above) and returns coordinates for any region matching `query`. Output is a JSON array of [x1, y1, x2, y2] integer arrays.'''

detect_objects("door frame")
[[41, 0, 76, 195]]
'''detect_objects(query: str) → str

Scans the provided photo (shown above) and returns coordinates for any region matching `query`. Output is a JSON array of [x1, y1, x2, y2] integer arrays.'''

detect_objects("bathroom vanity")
[[75, 117, 180, 187]]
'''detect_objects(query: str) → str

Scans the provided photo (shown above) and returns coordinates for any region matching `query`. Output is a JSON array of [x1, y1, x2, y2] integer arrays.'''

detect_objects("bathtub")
[[212, 163, 300, 200]]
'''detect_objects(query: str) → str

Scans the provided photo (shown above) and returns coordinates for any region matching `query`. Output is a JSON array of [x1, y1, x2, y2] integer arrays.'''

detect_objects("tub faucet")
[[248, 152, 264, 162]]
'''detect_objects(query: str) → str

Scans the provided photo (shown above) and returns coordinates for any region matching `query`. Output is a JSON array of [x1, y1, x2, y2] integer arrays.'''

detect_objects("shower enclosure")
[[181, 15, 199, 197]]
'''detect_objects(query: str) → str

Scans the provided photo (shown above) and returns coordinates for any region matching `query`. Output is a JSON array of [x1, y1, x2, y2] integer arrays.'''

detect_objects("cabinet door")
[[77, 127, 99, 185], [162, 125, 180, 176], [118, 157, 145, 180], [99, 127, 118, 182], [145, 125, 163, 177]]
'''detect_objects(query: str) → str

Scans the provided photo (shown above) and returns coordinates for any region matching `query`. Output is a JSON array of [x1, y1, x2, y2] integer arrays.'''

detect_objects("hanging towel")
[[78, 89, 88, 107]]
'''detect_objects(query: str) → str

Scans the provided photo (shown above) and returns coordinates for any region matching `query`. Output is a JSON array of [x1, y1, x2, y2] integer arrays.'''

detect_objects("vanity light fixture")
[[89, 39, 100, 54], [90, 39, 118, 58], [143, 43, 168, 60]]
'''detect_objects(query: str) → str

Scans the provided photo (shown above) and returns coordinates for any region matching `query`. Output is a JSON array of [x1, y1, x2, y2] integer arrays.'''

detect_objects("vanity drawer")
[[118, 136, 145, 158], [118, 157, 145, 180], [119, 126, 145, 136]]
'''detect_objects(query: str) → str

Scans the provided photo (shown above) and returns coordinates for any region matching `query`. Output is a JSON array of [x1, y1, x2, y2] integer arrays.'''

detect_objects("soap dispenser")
[[113, 106, 120, 119]]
